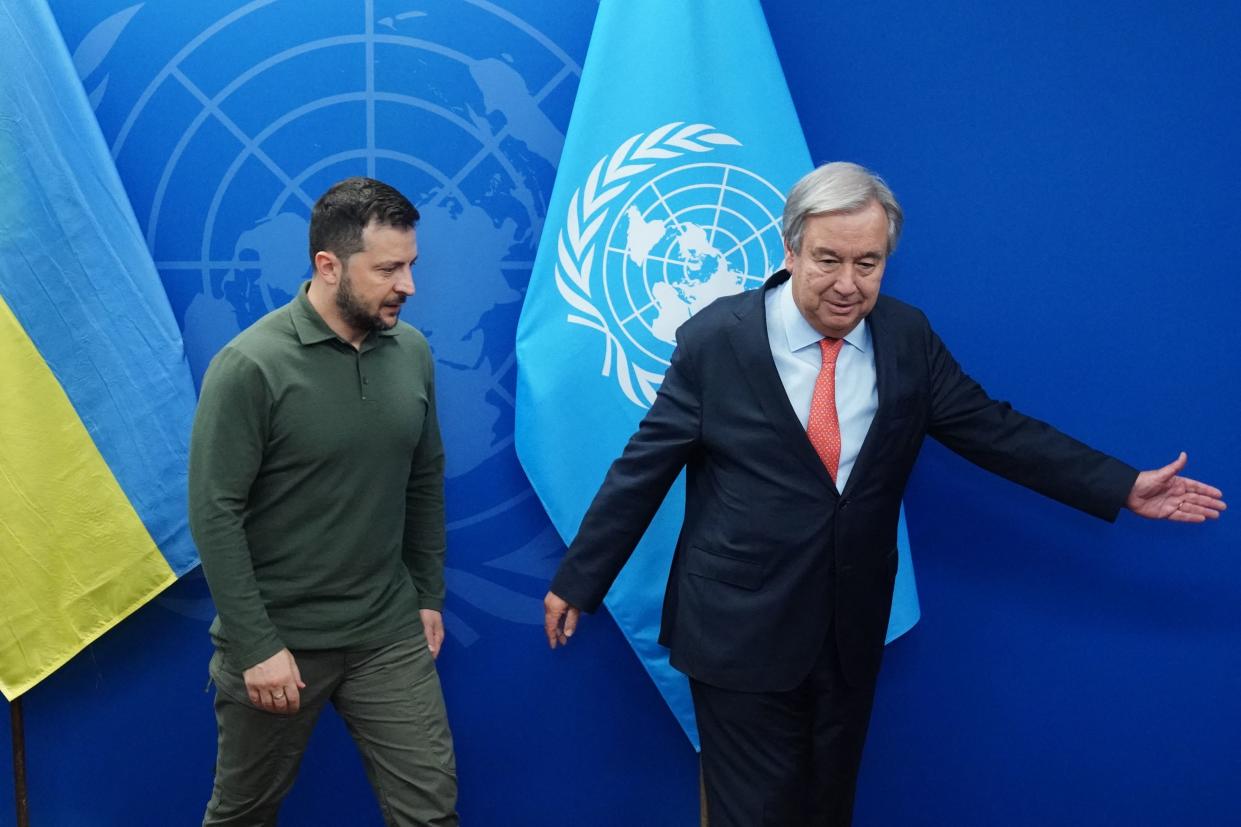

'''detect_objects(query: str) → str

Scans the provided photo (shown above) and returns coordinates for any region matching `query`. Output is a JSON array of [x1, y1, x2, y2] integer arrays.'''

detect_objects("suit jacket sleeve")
[[549, 332, 704, 612], [921, 319, 1138, 520]]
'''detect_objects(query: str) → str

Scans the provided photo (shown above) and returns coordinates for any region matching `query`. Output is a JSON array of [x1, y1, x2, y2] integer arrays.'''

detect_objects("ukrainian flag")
[[0, 1, 199, 699]]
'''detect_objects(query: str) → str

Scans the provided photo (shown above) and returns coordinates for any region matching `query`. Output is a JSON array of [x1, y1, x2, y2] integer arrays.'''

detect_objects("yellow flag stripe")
[[0, 295, 175, 699]]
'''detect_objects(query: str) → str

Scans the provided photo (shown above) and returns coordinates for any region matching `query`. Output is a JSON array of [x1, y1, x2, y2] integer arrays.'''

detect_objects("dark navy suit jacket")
[[550, 270, 1137, 692]]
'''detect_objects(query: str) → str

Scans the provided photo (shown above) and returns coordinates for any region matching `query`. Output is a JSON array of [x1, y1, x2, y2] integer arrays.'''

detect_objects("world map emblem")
[[554, 122, 786, 406], [73, 0, 583, 642]]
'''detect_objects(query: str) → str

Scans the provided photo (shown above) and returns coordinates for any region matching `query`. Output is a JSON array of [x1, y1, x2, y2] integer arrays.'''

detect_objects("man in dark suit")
[[542, 162, 1225, 826]]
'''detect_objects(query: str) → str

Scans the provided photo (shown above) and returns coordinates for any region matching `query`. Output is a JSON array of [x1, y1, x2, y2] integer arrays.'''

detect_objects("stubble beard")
[[335, 268, 395, 334]]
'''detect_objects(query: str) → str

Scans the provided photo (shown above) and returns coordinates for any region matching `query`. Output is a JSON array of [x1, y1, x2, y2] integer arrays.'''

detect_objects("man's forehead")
[[361, 219, 415, 238], [360, 221, 417, 253], [805, 241, 885, 256], [799, 208, 887, 247]]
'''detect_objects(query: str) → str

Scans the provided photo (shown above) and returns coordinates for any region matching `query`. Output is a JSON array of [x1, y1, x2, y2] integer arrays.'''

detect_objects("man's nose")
[[396, 267, 415, 296], [833, 266, 859, 295]]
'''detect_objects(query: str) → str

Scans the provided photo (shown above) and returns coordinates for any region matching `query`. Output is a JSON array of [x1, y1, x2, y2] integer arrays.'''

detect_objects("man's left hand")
[[1125, 452, 1227, 522], [420, 609, 445, 659]]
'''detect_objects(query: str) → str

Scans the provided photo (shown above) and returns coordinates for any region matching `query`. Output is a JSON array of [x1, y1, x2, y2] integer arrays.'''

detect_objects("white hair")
[[782, 162, 903, 255]]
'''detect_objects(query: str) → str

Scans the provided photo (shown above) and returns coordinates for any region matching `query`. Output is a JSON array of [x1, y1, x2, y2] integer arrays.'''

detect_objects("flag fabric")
[[0, 0, 199, 700], [515, 0, 919, 747]]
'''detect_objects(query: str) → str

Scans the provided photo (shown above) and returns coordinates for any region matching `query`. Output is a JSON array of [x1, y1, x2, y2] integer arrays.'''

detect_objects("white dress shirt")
[[763, 279, 878, 491]]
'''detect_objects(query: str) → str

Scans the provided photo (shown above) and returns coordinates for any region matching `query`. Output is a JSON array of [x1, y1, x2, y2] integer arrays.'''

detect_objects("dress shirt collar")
[[776, 277, 871, 355]]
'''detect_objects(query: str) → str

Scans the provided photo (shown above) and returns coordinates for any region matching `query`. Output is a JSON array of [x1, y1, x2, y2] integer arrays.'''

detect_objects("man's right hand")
[[243, 648, 306, 714], [543, 591, 581, 649]]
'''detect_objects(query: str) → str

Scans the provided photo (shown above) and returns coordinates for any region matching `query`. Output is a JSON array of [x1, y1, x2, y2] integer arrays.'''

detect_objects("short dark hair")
[[308, 177, 420, 264]]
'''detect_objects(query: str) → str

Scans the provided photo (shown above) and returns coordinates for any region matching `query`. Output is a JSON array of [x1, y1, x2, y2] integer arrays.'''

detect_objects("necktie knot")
[[819, 337, 844, 360]]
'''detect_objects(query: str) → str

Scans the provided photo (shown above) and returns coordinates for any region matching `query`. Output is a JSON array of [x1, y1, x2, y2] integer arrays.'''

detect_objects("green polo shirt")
[[189, 284, 446, 671]]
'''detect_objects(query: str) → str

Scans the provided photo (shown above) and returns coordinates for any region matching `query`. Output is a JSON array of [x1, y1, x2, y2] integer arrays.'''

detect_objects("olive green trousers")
[[203, 636, 457, 826]]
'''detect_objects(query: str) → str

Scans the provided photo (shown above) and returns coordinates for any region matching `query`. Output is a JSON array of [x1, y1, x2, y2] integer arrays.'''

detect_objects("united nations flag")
[[515, 0, 919, 747]]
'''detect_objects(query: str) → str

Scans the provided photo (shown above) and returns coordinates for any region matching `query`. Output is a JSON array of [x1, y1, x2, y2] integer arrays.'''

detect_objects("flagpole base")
[[699, 756, 708, 826], [10, 696, 29, 827]]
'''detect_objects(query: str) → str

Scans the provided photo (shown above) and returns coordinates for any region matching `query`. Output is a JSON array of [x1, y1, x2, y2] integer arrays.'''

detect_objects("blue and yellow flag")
[[0, 0, 199, 700], [515, 0, 919, 747]]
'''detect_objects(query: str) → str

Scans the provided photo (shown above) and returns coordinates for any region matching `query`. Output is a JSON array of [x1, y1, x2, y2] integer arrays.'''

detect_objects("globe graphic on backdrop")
[[602, 163, 786, 366], [91, 0, 579, 641]]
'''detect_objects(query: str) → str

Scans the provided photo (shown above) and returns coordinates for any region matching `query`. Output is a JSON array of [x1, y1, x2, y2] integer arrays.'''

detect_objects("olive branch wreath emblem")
[[553, 121, 741, 407]]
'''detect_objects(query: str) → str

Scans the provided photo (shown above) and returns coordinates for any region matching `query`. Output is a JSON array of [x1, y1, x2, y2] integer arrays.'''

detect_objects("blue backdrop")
[[2, 1, 1238, 825]]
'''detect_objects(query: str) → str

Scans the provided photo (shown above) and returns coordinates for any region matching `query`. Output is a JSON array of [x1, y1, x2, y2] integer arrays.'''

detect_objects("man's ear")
[[782, 241, 796, 272], [314, 250, 341, 284]]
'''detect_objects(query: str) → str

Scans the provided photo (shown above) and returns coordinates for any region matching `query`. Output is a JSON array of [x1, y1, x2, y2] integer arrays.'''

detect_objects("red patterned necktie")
[[807, 337, 846, 481]]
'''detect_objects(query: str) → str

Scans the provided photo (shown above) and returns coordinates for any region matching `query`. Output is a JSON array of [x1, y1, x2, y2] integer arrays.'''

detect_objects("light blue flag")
[[515, 0, 919, 747]]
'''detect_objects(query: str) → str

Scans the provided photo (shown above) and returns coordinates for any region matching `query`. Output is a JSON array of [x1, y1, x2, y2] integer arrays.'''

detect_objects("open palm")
[[1125, 452, 1227, 522]]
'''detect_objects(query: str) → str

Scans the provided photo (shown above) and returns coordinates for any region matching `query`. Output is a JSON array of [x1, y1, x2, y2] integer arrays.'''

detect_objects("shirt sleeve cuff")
[[417, 594, 445, 612]]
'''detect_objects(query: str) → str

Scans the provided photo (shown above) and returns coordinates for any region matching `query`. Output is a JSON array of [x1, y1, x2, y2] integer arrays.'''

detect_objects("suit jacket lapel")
[[727, 271, 837, 491], [841, 299, 900, 499]]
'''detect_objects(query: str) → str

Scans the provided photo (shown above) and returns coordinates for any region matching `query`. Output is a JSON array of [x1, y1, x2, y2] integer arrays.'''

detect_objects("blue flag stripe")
[[0, 0, 198, 575]]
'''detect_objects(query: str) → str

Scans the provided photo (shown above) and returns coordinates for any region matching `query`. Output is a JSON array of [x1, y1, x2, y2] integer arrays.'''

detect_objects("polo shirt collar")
[[289, 281, 405, 347]]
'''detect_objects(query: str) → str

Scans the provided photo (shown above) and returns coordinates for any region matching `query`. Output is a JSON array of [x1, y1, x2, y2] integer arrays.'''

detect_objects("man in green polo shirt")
[[189, 177, 457, 826]]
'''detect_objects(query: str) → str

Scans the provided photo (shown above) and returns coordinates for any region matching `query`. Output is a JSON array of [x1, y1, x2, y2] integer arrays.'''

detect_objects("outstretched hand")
[[1125, 452, 1226, 522]]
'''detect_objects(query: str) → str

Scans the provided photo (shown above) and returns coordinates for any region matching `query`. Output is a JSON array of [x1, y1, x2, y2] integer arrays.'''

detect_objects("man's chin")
[[375, 307, 403, 330]]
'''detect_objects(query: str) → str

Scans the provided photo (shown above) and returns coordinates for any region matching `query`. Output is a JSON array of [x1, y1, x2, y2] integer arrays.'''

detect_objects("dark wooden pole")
[[10, 696, 29, 827], [699, 756, 708, 826]]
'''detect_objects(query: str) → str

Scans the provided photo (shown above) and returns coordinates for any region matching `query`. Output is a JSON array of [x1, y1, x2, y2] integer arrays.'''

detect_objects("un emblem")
[[75, 1, 582, 642], [555, 122, 786, 406]]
